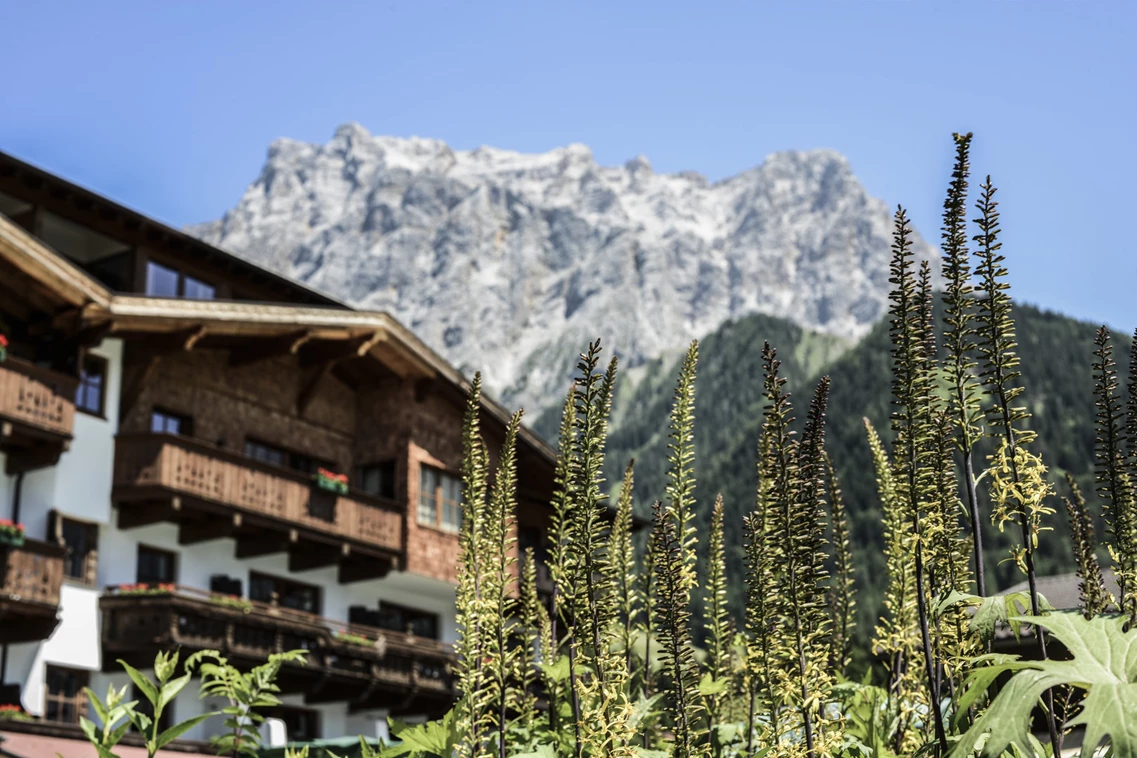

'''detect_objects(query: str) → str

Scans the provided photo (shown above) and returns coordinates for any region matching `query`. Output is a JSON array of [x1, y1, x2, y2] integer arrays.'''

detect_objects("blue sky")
[[1, 2, 1133, 330]]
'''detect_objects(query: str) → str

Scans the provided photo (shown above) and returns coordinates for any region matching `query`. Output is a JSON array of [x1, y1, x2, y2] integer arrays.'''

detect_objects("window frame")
[[75, 353, 108, 418], [417, 464, 462, 533], [150, 407, 192, 436], [144, 259, 216, 301], [377, 600, 440, 640], [244, 437, 334, 477], [53, 512, 98, 586], [44, 665, 89, 725], [262, 706, 321, 742], [249, 571, 322, 615], [358, 459, 397, 500], [136, 544, 177, 586]]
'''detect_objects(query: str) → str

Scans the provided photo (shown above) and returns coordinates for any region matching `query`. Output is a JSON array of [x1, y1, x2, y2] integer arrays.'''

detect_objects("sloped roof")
[[0, 212, 555, 464], [1002, 569, 1120, 615]]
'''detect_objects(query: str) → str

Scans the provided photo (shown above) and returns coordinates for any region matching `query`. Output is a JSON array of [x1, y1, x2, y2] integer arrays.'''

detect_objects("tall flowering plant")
[[0, 519, 25, 547]]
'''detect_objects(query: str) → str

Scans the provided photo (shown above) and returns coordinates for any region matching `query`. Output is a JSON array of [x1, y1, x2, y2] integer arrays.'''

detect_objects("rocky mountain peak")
[[188, 125, 939, 415]]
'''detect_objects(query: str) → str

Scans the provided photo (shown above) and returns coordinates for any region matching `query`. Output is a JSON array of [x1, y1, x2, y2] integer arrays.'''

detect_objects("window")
[[249, 572, 320, 614], [183, 275, 216, 300], [418, 466, 462, 533], [263, 707, 320, 742], [145, 260, 215, 300], [75, 354, 107, 416], [151, 408, 192, 435], [360, 461, 396, 500], [136, 545, 176, 586], [44, 666, 88, 724], [58, 516, 98, 584], [376, 601, 439, 639], [245, 438, 287, 467], [145, 261, 180, 297], [210, 574, 243, 597], [244, 438, 333, 476], [290, 451, 333, 477]]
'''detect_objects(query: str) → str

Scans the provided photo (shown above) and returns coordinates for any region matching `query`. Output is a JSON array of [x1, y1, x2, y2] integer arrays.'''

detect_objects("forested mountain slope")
[[541, 302, 1130, 645]]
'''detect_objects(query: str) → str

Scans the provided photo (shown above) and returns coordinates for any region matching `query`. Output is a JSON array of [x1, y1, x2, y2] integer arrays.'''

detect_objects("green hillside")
[[534, 303, 1131, 648]]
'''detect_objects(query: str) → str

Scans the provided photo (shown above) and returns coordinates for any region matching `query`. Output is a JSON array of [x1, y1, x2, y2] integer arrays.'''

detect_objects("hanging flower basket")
[[0, 520, 25, 548], [0, 334, 8, 363], [313, 468, 349, 495]]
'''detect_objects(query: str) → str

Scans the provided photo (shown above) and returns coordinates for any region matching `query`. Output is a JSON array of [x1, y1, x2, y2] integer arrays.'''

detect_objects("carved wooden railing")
[[0, 538, 65, 609], [0, 358, 77, 439], [99, 586, 454, 697], [113, 433, 404, 555]]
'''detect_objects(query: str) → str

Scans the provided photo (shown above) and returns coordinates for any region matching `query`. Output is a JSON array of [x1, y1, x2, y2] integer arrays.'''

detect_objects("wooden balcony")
[[100, 585, 455, 716], [0, 537, 66, 643], [0, 358, 78, 474], [112, 433, 405, 584]]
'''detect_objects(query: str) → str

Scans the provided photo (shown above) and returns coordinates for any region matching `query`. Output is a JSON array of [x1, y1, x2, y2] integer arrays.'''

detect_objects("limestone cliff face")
[[190, 123, 938, 414]]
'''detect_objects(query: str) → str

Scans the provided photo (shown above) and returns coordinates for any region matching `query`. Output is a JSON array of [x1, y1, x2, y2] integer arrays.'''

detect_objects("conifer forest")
[[81, 134, 1137, 757]]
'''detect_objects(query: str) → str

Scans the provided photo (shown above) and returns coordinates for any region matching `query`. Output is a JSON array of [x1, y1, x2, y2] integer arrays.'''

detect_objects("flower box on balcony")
[[0, 334, 8, 363], [0, 704, 31, 722], [313, 468, 349, 495], [0, 520, 25, 548], [113, 583, 175, 596], [334, 630, 377, 648], [210, 594, 253, 613]]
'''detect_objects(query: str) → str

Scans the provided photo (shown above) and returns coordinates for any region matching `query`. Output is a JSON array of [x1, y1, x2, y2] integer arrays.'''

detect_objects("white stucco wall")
[[5, 337, 455, 737], [16, 339, 121, 540], [97, 520, 458, 641], [0, 453, 11, 519], [88, 671, 395, 744], [6, 340, 121, 713]]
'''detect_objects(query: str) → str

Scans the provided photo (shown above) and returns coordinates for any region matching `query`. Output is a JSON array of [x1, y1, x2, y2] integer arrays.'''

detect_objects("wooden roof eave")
[[0, 213, 112, 311], [0, 213, 556, 469]]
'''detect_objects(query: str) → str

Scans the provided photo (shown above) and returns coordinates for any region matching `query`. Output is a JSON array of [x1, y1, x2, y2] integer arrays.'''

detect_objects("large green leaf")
[[153, 712, 214, 751], [117, 660, 158, 709], [952, 611, 1137, 757], [381, 710, 458, 758]]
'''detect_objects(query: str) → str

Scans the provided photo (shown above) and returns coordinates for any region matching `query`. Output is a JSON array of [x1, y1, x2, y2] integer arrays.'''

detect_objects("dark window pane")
[[361, 461, 396, 499], [75, 356, 105, 415], [290, 452, 333, 476], [85, 252, 131, 291], [249, 572, 320, 615], [183, 276, 215, 300], [245, 440, 286, 467], [264, 708, 320, 742], [137, 545, 175, 585], [60, 518, 96, 582], [377, 602, 439, 640], [249, 575, 275, 604], [210, 575, 242, 596], [145, 261, 179, 297], [150, 410, 182, 435], [44, 666, 88, 724]]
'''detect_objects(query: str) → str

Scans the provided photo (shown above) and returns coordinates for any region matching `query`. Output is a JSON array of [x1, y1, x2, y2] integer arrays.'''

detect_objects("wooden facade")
[[0, 149, 560, 733], [0, 357, 78, 474], [112, 433, 403, 582], [0, 538, 66, 643], [99, 586, 455, 716]]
